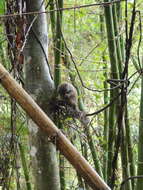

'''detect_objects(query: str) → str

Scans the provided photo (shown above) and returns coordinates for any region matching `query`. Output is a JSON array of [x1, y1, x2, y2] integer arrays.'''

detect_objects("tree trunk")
[[24, 1, 60, 189]]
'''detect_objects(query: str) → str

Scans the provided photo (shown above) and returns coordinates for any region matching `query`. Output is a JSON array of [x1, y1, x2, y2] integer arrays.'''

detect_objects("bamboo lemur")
[[57, 82, 78, 111], [57, 82, 89, 125]]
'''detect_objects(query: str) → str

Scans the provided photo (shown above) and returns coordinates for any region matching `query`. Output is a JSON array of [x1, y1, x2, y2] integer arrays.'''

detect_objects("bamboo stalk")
[[0, 63, 111, 190]]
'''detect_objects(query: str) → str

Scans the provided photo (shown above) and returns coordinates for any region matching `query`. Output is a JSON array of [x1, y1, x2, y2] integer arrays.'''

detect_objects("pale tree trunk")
[[24, 1, 60, 190]]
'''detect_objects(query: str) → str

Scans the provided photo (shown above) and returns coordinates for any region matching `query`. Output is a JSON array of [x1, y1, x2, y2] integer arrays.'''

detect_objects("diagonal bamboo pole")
[[0, 63, 111, 190]]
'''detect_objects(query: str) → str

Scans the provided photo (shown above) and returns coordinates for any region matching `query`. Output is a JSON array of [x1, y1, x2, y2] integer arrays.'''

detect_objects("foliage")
[[0, 0, 143, 189]]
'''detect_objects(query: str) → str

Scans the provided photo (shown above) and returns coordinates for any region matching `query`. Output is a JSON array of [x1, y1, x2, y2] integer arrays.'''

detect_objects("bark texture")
[[24, 1, 60, 189]]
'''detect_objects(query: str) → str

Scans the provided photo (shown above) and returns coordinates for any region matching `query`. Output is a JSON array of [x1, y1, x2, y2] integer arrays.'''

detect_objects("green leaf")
[[0, 0, 5, 14]]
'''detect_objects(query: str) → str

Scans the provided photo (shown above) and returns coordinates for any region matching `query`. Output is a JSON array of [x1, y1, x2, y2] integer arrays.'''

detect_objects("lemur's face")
[[58, 83, 76, 100], [61, 84, 72, 97]]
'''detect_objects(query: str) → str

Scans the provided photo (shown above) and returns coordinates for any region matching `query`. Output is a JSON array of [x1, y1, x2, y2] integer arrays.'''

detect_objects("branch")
[[0, 0, 123, 19], [86, 92, 121, 116], [120, 176, 143, 189]]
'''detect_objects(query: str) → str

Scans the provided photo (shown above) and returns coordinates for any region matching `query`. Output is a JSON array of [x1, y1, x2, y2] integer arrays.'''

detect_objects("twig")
[[19, 16, 37, 53], [62, 32, 126, 92], [86, 92, 121, 116], [128, 73, 141, 95], [0, 0, 123, 19], [120, 175, 143, 189]]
